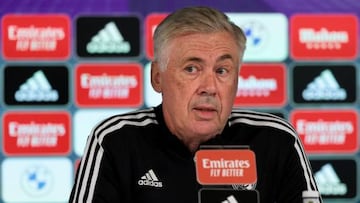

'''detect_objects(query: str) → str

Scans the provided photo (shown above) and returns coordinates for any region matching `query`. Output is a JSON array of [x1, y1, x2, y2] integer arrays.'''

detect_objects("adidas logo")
[[302, 69, 346, 101], [314, 163, 347, 195], [86, 21, 131, 54], [15, 70, 59, 102], [222, 195, 238, 203], [138, 169, 163, 188]]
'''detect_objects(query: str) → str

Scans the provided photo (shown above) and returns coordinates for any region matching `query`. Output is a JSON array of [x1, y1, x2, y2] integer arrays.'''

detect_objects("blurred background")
[[0, 0, 359, 202]]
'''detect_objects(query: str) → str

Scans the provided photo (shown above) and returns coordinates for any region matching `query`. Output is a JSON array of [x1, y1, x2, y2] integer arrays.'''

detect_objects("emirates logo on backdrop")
[[75, 63, 143, 107], [290, 109, 358, 154], [3, 112, 71, 156], [2, 14, 70, 60]]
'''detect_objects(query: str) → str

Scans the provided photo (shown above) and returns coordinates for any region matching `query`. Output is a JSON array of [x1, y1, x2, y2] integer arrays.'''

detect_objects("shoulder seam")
[[230, 110, 297, 137]]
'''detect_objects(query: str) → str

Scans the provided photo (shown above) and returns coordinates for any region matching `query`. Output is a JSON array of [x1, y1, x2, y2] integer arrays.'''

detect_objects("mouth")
[[193, 105, 217, 119], [194, 106, 216, 112]]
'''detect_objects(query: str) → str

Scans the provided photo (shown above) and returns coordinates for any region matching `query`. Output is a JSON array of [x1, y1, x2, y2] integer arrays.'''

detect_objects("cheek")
[[228, 77, 239, 94], [229, 84, 238, 97], [175, 80, 187, 90], [161, 77, 185, 101], [220, 81, 238, 102], [163, 74, 187, 92]]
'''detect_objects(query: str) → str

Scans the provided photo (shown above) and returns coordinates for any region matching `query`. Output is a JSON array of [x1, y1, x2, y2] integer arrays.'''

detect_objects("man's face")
[[152, 31, 242, 142]]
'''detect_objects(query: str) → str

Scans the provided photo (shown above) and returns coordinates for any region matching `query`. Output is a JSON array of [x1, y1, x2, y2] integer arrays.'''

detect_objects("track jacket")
[[69, 104, 322, 203]]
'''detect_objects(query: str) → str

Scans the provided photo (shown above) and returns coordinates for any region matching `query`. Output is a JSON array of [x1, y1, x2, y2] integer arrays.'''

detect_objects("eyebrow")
[[218, 54, 234, 62], [184, 54, 235, 64]]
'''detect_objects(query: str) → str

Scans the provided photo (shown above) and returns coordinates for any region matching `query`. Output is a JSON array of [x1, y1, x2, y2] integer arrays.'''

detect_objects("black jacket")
[[70, 104, 322, 203]]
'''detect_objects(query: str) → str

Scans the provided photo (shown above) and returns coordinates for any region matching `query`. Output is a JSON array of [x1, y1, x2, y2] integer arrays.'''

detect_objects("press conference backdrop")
[[0, 0, 359, 202]]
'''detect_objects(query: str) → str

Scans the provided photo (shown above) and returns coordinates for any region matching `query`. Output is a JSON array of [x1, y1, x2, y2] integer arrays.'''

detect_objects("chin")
[[190, 120, 221, 134], [195, 128, 220, 138]]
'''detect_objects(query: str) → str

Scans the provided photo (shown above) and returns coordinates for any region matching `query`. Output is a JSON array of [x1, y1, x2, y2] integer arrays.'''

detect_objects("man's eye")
[[216, 68, 228, 75], [184, 66, 198, 73]]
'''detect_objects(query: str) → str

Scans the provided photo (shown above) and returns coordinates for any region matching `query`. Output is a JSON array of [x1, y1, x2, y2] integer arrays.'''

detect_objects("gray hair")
[[153, 6, 247, 70]]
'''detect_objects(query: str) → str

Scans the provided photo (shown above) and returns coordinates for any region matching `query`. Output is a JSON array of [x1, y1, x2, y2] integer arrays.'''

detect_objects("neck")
[[176, 133, 217, 153], [183, 139, 201, 153]]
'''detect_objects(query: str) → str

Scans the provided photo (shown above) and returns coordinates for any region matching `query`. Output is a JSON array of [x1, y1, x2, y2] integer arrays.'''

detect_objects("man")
[[70, 6, 322, 203]]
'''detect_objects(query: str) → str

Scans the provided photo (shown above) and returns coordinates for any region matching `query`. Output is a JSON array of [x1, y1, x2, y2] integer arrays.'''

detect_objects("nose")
[[198, 71, 217, 96]]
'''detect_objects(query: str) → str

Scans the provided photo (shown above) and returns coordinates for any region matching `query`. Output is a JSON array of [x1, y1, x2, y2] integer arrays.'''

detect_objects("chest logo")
[[138, 169, 163, 188]]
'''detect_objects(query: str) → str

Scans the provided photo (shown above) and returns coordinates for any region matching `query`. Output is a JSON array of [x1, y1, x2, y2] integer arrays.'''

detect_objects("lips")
[[193, 103, 217, 111], [193, 105, 217, 120], [194, 107, 216, 112]]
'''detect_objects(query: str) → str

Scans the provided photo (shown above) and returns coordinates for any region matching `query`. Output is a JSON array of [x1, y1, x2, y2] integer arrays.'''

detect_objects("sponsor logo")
[[2, 14, 70, 60], [302, 70, 346, 101], [21, 165, 53, 196], [144, 13, 168, 59], [290, 14, 358, 60], [315, 164, 347, 195], [86, 21, 130, 54], [15, 70, 58, 102], [311, 159, 357, 199], [234, 64, 286, 107], [290, 109, 358, 153], [3, 111, 71, 155], [76, 16, 140, 57], [292, 65, 356, 104], [227, 13, 288, 62], [4, 65, 69, 105], [2, 158, 72, 202], [195, 149, 257, 185], [138, 169, 163, 188], [75, 63, 143, 107]]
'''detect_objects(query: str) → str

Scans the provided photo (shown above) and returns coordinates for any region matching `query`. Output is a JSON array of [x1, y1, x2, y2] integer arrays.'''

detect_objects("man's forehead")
[[183, 54, 236, 63], [163, 32, 241, 63]]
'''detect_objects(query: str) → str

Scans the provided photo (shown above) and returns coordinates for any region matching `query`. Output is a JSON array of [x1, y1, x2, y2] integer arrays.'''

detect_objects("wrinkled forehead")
[[166, 31, 241, 52], [164, 32, 243, 60]]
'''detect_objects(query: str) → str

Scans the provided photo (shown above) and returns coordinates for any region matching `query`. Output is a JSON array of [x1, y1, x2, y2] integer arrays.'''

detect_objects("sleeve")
[[68, 130, 130, 203], [277, 135, 323, 203]]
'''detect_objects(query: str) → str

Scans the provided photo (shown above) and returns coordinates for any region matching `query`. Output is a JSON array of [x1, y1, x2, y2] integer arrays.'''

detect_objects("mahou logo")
[[290, 14, 358, 60], [290, 109, 358, 153], [145, 13, 168, 60], [75, 64, 143, 107], [3, 112, 71, 156], [2, 14, 70, 60], [234, 64, 286, 107]]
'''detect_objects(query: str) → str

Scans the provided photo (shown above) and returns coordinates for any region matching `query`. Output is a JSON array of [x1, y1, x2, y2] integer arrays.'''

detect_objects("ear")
[[151, 61, 162, 93]]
